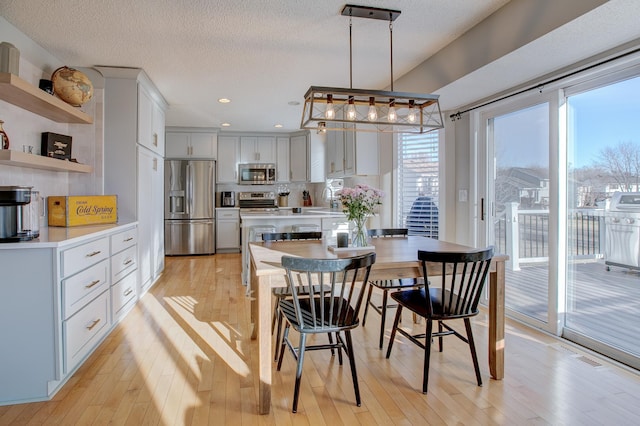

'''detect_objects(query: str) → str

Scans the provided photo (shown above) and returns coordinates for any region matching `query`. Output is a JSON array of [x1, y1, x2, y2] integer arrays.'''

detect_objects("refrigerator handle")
[[210, 163, 214, 218], [186, 163, 192, 215]]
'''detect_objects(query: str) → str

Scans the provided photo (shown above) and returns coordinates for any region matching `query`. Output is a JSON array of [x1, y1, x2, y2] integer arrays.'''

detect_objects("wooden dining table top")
[[249, 235, 507, 278]]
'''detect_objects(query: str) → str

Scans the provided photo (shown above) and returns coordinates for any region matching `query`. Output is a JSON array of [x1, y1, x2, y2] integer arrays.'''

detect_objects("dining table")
[[248, 235, 507, 414]]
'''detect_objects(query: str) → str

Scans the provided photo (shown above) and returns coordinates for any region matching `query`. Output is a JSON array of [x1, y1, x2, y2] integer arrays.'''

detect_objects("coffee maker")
[[221, 191, 235, 207], [0, 186, 40, 242]]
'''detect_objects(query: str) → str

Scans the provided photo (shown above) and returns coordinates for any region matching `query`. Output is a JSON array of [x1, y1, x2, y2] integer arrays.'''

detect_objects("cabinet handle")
[[86, 250, 102, 257], [86, 318, 101, 331], [123, 259, 133, 266], [124, 288, 133, 297], [153, 133, 158, 146], [124, 237, 134, 242], [85, 279, 101, 289]]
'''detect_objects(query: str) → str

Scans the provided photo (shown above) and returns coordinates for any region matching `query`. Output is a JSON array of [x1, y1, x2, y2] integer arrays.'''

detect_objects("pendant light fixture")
[[300, 4, 444, 134]]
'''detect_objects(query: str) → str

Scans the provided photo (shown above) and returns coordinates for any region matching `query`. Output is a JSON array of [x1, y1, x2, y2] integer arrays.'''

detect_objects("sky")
[[492, 75, 640, 169]]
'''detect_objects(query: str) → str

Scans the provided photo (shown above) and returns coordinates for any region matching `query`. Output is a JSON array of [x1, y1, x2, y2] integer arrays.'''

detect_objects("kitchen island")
[[240, 208, 348, 286]]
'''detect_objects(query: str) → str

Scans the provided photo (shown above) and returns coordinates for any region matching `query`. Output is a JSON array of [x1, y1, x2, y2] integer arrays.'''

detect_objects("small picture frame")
[[41, 132, 72, 160]]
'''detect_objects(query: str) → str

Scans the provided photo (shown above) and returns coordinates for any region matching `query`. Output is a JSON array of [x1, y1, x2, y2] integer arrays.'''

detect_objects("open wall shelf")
[[0, 72, 93, 124], [0, 150, 93, 173]]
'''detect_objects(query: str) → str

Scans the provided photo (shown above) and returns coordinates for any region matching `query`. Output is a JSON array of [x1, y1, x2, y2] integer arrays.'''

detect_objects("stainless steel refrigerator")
[[164, 160, 216, 255]]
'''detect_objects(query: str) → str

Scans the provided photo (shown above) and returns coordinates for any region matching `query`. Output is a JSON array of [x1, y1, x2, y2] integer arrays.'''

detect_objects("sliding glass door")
[[482, 100, 551, 325], [564, 74, 640, 367], [476, 66, 640, 368]]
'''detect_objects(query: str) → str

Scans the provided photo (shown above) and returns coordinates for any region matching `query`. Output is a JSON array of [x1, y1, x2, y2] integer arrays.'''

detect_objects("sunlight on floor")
[[124, 293, 250, 424], [164, 295, 251, 376]]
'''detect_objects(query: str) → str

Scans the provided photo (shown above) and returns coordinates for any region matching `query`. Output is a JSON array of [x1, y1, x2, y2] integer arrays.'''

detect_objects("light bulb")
[[367, 97, 377, 121], [388, 99, 397, 123], [325, 94, 335, 120], [407, 100, 417, 123], [347, 96, 356, 120]]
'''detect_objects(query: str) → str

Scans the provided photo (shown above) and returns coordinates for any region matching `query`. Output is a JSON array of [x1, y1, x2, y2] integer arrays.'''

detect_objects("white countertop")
[[0, 221, 138, 249]]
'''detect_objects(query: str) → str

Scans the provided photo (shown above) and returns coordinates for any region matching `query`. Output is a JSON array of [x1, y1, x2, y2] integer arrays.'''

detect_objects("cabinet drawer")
[[62, 237, 109, 277], [112, 271, 137, 317], [111, 227, 137, 253], [217, 209, 239, 219], [111, 245, 137, 284], [64, 290, 110, 373], [62, 259, 109, 319]]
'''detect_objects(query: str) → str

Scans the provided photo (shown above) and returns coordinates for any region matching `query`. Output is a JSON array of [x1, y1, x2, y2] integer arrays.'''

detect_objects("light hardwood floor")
[[2, 254, 640, 425]]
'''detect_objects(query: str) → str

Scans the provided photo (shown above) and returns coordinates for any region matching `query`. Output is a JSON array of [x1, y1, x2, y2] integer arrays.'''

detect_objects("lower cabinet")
[[216, 208, 240, 253], [110, 227, 138, 321], [0, 223, 141, 405], [63, 291, 110, 373]]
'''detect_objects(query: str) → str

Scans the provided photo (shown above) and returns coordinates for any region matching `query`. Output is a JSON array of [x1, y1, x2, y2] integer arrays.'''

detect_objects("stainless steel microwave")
[[238, 163, 276, 185]]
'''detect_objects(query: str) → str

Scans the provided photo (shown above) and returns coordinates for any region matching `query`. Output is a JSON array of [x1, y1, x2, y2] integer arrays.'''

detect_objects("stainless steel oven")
[[238, 163, 276, 185]]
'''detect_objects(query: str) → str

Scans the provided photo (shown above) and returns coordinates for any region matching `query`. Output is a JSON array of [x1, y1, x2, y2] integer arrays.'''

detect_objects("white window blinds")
[[397, 132, 440, 238]]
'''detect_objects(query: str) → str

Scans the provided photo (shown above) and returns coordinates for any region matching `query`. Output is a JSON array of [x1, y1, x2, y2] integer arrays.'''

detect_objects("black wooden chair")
[[361, 228, 424, 349], [277, 252, 376, 413], [262, 231, 324, 361], [385, 247, 493, 393]]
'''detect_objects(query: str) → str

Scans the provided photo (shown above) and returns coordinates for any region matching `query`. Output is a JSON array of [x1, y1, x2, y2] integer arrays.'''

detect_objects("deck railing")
[[495, 202, 605, 270]]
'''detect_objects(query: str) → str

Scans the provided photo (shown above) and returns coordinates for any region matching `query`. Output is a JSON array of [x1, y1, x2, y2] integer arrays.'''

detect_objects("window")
[[396, 132, 439, 238]]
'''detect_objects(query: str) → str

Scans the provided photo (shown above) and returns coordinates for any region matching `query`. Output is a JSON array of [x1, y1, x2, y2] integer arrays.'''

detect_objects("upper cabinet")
[[289, 134, 308, 182], [217, 135, 240, 183], [240, 136, 276, 163], [327, 126, 378, 178], [308, 131, 326, 183], [165, 127, 218, 159], [137, 84, 164, 156], [216, 131, 319, 184], [276, 136, 290, 182]]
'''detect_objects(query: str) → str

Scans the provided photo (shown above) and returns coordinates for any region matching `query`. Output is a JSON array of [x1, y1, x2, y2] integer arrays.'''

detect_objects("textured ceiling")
[[1, 0, 639, 132]]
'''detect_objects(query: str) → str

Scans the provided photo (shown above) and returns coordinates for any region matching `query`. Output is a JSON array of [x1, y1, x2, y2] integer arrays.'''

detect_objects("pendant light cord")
[[389, 14, 394, 91], [349, 11, 353, 89]]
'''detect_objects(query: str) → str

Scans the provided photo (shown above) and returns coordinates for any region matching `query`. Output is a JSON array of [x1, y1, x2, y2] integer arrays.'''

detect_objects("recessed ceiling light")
[[288, 101, 300, 106], [221, 122, 231, 127], [274, 124, 283, 128], [218, 98, 231, 103]]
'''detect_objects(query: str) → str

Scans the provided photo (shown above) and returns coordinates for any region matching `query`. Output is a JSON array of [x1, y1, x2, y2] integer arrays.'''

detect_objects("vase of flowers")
[[339, 184, 384, 247]]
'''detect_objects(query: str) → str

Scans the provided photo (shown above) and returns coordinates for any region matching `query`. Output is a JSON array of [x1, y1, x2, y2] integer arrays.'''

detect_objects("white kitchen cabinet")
[[138, 146, 164, 294], [99, 67, 167, 293], [326, 125, 378, 177], [327, 128, 345, 177], [0, 223, 139, 405], [276, 136, 290, 182], [216, 208, 240, 252], [110, 227, 138, 321], [308, 130, 326, 183], [166, 129, 218, 158], [152, 100, 165, 155], [137, 83, 164, 156], [217, 135, 240, 182], [343, 124, 356, 175], [241, 136, 276, 163], [289, 134, 308, 182]]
